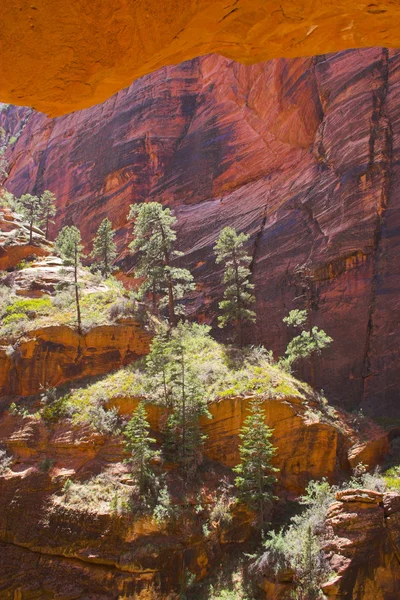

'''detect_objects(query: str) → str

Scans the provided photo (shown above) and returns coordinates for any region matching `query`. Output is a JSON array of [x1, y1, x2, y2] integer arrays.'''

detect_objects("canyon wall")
[[2, 48, 400, 416]]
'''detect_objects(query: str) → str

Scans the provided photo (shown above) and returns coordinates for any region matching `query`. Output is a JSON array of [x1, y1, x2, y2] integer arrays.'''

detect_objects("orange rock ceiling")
[[2, 0, 400, 115]]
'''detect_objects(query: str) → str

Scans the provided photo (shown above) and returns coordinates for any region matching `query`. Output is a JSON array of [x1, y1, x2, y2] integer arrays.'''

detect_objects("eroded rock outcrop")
[[2, 0, 400, 115], [0, 322, 152, 397], [0, 207, 52, 270], [322, 489, 400, 599], [2, 48, 400, 415], [0, 395, 389, 598]]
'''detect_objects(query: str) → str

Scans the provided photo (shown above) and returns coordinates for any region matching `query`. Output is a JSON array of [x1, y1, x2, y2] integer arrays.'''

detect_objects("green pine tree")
[[145, 329, 173, 408], [55, 225, 84, 332], [18, 193, 42, 243], [0, 127, 8, 192], [39, 190, 57, 240], [90, 217, 117, 277], [145, 323, 211, 472], [124, 402, 160, 496], [282, 309, 332, 387], [128, 202, 195, 325], [168, 325, 209, 469], [214, 227, 256, 346], [233, 399, 278, 528]]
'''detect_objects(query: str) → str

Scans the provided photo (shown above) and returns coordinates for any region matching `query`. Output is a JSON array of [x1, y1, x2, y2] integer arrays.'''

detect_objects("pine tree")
[[55, 226, 84, 332], [214, 227, 256, 346], [144, 323, 211, 472], [39, 190, 57, 240], [0, 127, 8, 192], [90, 217, 117, 277], [282, 309, 332, 387], [128, 202, 195, 325], [124, 402, 160, 496], [233, 399, 278, 528], [167, 325, 209, 469], [145, 330, 173, 408], [18, 193, 42, 243]]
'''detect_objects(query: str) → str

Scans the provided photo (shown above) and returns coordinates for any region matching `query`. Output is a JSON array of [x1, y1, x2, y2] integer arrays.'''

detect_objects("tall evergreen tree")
[[128, 202, 195, 325], [233, 399, 278, 528], [167, 325, 209, 469], [55, 226, 84, 332], [144, 324, 211, 472], [124, 402, 160, 496], [90, 217, 117, 277], [39, 190, 57, 240], [214, 227, 256, 346], [0, 127, 8, 192], [18, 193, 41, 243]]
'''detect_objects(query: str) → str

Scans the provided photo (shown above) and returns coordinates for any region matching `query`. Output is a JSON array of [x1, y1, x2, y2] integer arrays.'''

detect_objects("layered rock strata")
[[0, 322, 152, 397]]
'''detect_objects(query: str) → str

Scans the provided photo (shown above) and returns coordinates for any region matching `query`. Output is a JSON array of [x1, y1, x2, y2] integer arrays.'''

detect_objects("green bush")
[[0, 448, 12, 474], [4, 297, 52, 321], [39, 457, 55, 472]]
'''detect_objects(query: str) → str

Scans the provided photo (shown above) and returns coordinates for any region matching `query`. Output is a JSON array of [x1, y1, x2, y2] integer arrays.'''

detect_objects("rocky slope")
[[2, 48, 400, 416]]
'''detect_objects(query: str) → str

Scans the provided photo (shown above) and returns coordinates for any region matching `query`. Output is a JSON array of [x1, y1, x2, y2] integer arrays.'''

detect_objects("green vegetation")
[[18, 193, 42, 243], [233, 399, 278, 528], [55, 225, 84, 331], [57, 472, 133, 514], [39, 190, 57, 239], [43, 326, 312, 434], [124, 402, 160, 495], [3, 297, 52, 325], [128, 202, 195, 325], [214, 227, 256, 347], [15, 190, 57, 242], [282, 309, 332, 385], [145, 324, 211, 471], [38, 457, 55, 472], [0, 127, 8, 190], [90, 217, 117, 277], [0, 448, 12, 474]]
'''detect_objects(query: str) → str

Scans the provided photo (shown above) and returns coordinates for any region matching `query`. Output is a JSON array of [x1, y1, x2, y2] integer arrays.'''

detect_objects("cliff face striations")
[[2, 48, 400, 415]]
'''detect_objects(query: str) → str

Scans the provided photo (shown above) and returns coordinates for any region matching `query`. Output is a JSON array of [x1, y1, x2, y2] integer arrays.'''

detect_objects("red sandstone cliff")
[[1, 48, 400, 416]]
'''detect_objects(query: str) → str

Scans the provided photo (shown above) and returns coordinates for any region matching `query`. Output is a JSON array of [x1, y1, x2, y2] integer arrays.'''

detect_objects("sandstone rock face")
[[103, 393, 390, 495], [323, 489, 400, 599], [0, 207, 52, 270], [0, 322, 152, 397], [3, 48, 400, 415], [2, 0, 400, 115], [0, 398, 388, 599]]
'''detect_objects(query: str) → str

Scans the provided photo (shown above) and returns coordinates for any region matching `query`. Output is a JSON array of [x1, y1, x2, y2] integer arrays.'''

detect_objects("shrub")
[[0, 448, 12, 474], [87, 405, 120, 435], [256, 479, 333, 598], [39, 457, 55, 472], [2, 297, 53, 329], [153, 486, 179, 525], [109, 297, 136, 321]]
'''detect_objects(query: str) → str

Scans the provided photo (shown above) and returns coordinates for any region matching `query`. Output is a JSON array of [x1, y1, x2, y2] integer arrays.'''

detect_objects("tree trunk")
[[181, 344, 186, 458], [160, 224, 176, 327], [233, 251, 243, 347], [74, 246, 82, 333]]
